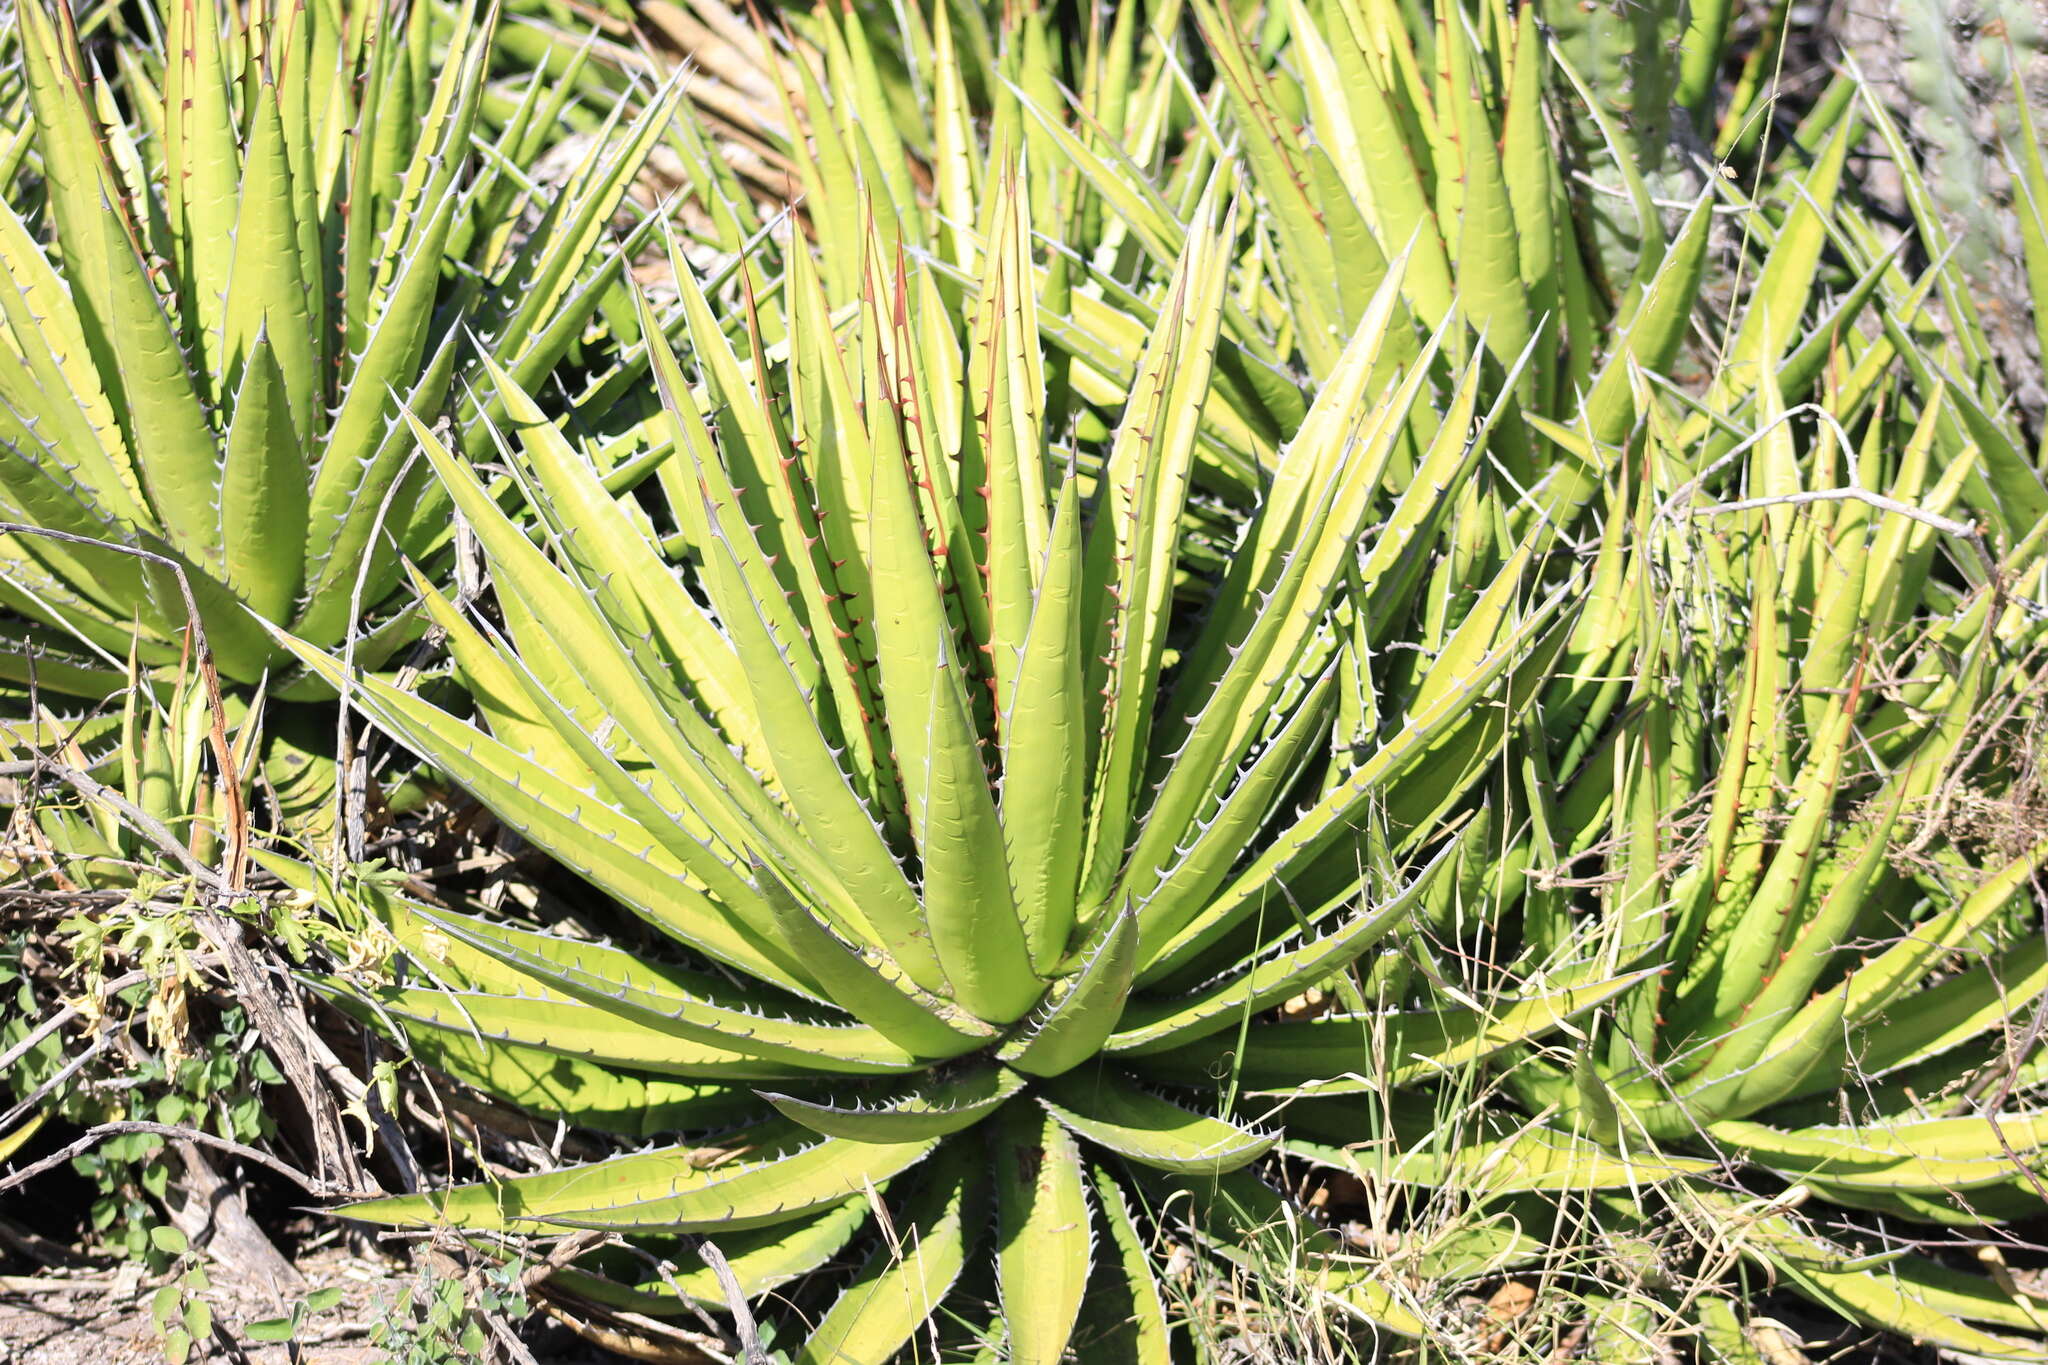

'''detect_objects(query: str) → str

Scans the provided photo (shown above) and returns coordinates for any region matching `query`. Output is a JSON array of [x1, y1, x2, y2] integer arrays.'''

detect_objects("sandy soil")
[[0, 1245, 630, 1365], [0, 1245, 386, 1364]]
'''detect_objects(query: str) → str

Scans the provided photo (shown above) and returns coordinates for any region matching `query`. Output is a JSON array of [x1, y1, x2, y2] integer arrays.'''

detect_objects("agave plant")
[[0, 0, 677, 705], [256, 170, 1673, 1355], [1277, 397, 2048, 1355], [1293, 75, 2048, 1353]]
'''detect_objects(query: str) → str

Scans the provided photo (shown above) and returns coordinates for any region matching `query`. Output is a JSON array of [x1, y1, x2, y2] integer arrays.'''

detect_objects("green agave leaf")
[[1717, 115, 1857, 399], [220, 79, 318, 445], [971, 165, 1052, 706], [370, 1015, 755, 1138], [760, 1067, 1027, 1142], [402, 410, 759, 850], [1785, 935, 2048, 1102], [1127, 299, 1434, 935], [1086, 1163, 1173, 1364], [541, 1133, 940, 1235], [1764, 241, 1903, 423], [1169, 265, 1421, 702], [1118, 671, 1341, 968], [748, 856, 999, 1059], [472, 81, 687, 396], [1847, 74, 1995, 372], [1811, 1174, 2048, 1229], [1575, 189, 1715, 457], [1837, 838, 2048, 1027], [216, 333, 311, 624], [327, 982, 861, 1084], [298, 188, 463, 631], [794, 1146, 977, 1365], [1312, 0, 1457, 334], [1031, 280, 1287, 486], [1407, 1214, 1549, 1283], [1935, 373, 2048, 536], [1001, 907, 1139, 1078], [296, 842, 653, 997], [1867, 1254, 2048, 1332], [358, 1127, 937, 1236], [547, 1197, 868, 1312], [341, 1120, 814, 1228], [1188, 0, 1354, 375], [1683, 682, 1863, 1041], [0, 197, 143, 528], [479, 353, 767, 792], [0, 445, 152, 623], [119, 5, 2048, 1355], [404, 568, 598, 782], [649, 285, 943, 989], [472, 603, 844, 989], [1625, 977, 1851, 1139], [860, 329, 1038, 1023], [1078, 187, 1235, 907], [1694, 1190, 2046, 1359], [163, 0, 241, 365], [1710, 1114, 2048, 1194], [1040, 1069, 1275, 1176], [769, 240, 907, 823], [1346, 354, 1498, 635], [264, 628, 812, 993], [410, 906, 926, 1077], [1007, 84, 1190, 293], [1439, 9, 1532, 371], [18, 2, 220, 568], [1000, 473, 1089, 974], [1500, 3, 1559, 348], [1136, 588, 1571, 984], [993, 1104, 1091, 1365], [1282, 1121, 1715, 1194]]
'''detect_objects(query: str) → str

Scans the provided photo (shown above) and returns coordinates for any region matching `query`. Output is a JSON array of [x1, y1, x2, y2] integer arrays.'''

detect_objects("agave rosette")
[[1395, 381, 2048, 1354], [256, 161, 1669, 1354], [0, 0, 679, 701], [1314, 84, 2048, 1349]]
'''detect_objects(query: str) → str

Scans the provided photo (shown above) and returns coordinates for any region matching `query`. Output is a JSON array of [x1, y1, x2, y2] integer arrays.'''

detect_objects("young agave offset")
[[0, 0, 676, 701], [273, 181, 1592, 1356], [7, 652, 264, 891]]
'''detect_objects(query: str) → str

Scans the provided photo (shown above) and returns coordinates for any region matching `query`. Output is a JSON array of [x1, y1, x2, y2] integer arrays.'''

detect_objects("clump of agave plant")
[[0, 0, 674, 704], [256, 0, 2048, 1357], [11, 0, 2048, 1356]]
